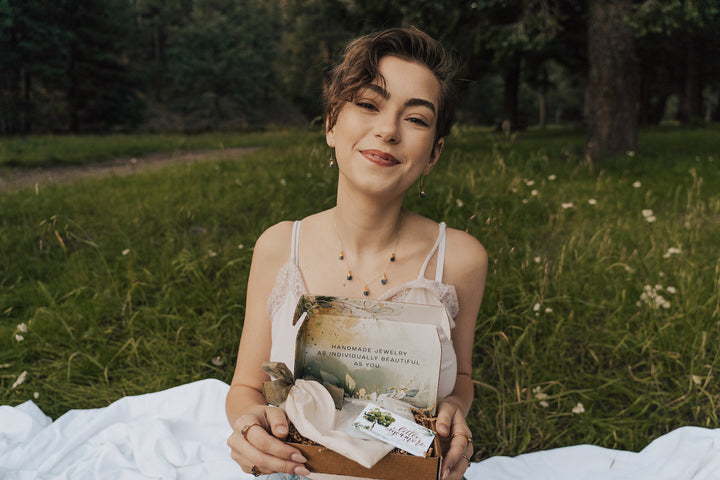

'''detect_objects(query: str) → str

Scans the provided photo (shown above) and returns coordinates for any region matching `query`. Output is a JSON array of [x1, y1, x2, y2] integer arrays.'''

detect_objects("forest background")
[[2, 0, 719, 141]]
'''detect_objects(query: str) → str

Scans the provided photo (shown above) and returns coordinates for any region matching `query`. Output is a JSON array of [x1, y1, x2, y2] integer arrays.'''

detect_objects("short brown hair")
[[323, 27, 456, 142]]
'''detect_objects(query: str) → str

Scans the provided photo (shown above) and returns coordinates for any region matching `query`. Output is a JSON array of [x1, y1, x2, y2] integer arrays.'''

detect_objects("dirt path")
[[0, 146, 260, 193]]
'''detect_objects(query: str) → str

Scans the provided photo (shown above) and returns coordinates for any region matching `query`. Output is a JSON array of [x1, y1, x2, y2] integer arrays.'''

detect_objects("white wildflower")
[[638, 285, 672, 310], [17, 323, 28, 333], [121, 249, 130, 256], [533, 386, 548, 400], [524, 179, 535, 187], [545, 307, 553, 314], [548, 174, 557, 181], [211, 356, 225, 367], [208, 250, 217, 257], [642, 209, 654, 218], [15, 334, 24, 342], [531, 189, 539, 197], [633, 181, 642, 188], [627, 151, 636, 157], [534, 256, 542, 264], [588, 198, 598, 205], [34, 392, 40, 399], [572, 402, 585, 414], [12, 370, 27, 389], [540, 400, 549, 408], [522, 199, 529, 204], [456, 199, 464, 208], [666, 286, 677, 294], [280, 178, 287, 186], [561, 202, 574, 209], [663, 247, 681, 259], [238, 244, 244, 249], [645, 216, 656, 223], [533, 303, 541, 312]]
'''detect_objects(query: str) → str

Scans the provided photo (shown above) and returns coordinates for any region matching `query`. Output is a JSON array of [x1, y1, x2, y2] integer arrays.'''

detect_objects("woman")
[[226, 27, 488, 480]]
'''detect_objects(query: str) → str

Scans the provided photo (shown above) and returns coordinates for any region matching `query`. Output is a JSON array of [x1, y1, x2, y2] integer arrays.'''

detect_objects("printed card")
[[352, 403, 436, 456]]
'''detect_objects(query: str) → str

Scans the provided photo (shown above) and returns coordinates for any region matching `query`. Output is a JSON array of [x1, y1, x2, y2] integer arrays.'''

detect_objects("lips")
[[361, 149, 399, 166]]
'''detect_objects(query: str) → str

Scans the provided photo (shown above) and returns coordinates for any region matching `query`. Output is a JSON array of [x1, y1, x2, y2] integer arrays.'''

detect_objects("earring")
[[419, 175, 426, 198], [329, 152, 336, 169]]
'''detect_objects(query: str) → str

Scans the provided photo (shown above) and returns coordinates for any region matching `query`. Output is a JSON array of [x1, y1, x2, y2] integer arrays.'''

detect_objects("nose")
[[375, 113, 400, 144]]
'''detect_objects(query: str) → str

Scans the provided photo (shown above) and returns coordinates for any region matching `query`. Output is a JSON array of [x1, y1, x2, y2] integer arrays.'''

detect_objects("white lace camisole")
[[266, 221, 460, 400]]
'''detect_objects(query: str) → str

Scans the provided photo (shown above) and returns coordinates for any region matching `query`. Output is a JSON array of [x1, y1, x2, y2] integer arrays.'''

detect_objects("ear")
[[325, 120, 335, 149], [424, 138, 444, 175]]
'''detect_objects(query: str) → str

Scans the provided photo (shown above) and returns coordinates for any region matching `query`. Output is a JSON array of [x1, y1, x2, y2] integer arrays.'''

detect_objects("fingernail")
[[291, 453, 307, 463], [294, 465, 311, 476], [276, 425, 288, 435], [442, 468, 450, 479]]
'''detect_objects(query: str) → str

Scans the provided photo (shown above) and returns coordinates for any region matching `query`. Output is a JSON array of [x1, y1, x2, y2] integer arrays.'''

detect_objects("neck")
[[334, 188, 405, 255]]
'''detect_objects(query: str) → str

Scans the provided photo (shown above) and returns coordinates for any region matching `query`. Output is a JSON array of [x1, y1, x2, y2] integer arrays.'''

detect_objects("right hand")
[[227, 405, 311, 477]]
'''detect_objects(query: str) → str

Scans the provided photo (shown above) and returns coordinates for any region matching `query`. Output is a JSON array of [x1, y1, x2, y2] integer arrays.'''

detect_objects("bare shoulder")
[[444, 227, 488, 284], [252, 221, 295, 267]]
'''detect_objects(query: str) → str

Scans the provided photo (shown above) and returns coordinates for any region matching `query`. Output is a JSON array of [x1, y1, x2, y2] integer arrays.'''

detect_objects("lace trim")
[[267, 262, 460, 323], [267, 262, 307, 320]]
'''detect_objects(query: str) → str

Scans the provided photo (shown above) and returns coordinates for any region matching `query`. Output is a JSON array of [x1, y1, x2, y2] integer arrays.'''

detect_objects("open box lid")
[[292, 295, 450, 412]]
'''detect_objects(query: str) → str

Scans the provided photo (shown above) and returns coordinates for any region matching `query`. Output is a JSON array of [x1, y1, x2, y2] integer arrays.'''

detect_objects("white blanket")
[[1, 379, 718, 479]]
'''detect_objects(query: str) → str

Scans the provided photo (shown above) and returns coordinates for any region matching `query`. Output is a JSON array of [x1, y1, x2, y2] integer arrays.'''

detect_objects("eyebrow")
[[363, 84, 436, 115]]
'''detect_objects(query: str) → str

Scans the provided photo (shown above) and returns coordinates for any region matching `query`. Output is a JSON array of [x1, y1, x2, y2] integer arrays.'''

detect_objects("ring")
[[241, 423, 263, 441], [461, 454, 471, 467], [250, 464, 261, 477], [452, 432, 473, 445]]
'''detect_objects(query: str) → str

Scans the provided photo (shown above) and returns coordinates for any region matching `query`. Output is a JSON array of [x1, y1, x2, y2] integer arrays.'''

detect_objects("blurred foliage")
[[0, 0, 719, 134]]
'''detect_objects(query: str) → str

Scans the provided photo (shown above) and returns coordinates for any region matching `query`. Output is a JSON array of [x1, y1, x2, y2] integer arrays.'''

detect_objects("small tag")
[[352, 403, 435, 456]]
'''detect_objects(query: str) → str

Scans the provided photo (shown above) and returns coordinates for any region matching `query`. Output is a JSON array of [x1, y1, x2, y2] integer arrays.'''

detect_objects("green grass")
[[1, 124, 719, 460], [0, 130, 302, 167]]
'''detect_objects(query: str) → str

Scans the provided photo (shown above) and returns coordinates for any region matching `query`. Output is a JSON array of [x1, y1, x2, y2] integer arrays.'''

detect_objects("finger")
[[229, 429, 311, 477], [264, 405, 290, 438], [244, 421, 308, 463], [441, 443, 473, 480], [435, 402, 456, 436], [228, 417, 310, 474]]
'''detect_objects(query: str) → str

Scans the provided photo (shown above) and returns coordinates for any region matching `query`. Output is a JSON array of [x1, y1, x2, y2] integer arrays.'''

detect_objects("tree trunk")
[[539, 90, 548, 127], [681, 38, 702, 122], [638, 67, 649, 126], [585, 0, 638, 161], [501, 54, 521, 130]]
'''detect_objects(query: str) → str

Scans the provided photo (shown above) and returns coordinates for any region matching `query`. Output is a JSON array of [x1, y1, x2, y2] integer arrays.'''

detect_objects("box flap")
[[293, 295, 445, 411]]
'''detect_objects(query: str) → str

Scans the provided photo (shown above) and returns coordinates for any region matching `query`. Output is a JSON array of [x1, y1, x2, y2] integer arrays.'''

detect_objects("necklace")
[[333, 211, 401, 296]]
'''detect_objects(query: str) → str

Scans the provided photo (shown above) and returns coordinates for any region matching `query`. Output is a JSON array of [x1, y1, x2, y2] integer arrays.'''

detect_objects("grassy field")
[[0, 130, 299, 168], [1, 125, 719, 460]]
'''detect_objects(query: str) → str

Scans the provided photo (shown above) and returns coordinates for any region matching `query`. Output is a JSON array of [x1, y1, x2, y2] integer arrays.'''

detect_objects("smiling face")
[[326, 55, 444, 199]]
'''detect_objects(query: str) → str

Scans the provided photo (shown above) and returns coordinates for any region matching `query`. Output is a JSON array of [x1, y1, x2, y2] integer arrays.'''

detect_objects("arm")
[[435, 228, 488, 480], [225, 222, 311, 477]]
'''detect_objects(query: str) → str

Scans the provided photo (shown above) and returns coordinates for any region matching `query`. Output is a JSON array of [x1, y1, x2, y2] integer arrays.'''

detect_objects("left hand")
[[435, 398, 473, 480]]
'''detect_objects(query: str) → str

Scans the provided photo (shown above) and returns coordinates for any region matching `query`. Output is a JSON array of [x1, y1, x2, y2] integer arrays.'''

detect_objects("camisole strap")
[[417, 222, 447, 281], [435, 222, 447, 282], [290, 220, 301, 266]]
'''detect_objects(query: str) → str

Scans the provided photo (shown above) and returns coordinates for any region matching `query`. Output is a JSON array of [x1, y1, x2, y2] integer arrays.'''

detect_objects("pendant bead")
[[363, 286, 370, 296]]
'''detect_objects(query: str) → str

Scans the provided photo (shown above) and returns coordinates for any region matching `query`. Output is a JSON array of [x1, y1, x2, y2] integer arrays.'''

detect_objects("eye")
[[355, 101, 377, 111], [407, 117, 430, 127]]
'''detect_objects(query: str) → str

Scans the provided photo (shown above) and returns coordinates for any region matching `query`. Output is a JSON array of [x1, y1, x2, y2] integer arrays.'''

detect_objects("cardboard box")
[[286, 295, 451, 480]]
